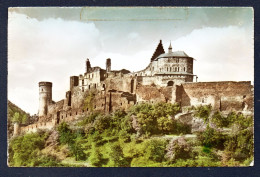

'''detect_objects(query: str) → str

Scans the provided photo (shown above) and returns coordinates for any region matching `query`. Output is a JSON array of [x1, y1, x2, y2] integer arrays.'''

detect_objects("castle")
[[13, 40, 254, 136]]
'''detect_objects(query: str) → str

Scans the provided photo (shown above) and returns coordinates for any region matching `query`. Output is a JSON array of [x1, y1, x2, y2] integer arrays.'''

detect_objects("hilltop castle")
[[13, 40, 254, 136]]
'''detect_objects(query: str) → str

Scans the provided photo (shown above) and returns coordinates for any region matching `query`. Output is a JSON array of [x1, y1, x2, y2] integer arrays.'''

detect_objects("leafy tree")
[[22, 114, 28, 124], [157, 116, 174, 133], [197, 125, 227, 149], [89, 145, 104, 167], [145, 139, 167, 162], [109, 143, 128, 167], [12, 112, 21, 123], [195, 105, 211, 123]]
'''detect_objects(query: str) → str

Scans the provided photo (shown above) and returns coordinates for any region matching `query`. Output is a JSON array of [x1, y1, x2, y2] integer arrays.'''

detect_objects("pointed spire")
[[168, 41, 172, 53], [151, 40, 165, 62]]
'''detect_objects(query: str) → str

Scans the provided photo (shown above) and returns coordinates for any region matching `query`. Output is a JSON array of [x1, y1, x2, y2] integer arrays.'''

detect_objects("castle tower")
[[38, 82, 52, 117], [168, 41, 172, 53], [86, 59, 91, 73], [106, 58, 111, 72]]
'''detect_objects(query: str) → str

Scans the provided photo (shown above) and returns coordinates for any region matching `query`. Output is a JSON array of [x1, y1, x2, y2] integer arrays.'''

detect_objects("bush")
[[89, 145, 104, 167], [145, 139, 167, 162], [197, 125, 227, 149], [195, 105, 211, 123], [108, 142, 129, 167]]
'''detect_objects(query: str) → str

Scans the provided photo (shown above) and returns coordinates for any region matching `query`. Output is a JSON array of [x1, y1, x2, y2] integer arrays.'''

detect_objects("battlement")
[[39, 82, 52, 87]]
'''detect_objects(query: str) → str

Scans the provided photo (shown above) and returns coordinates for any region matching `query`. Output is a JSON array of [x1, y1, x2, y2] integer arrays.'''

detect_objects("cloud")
[[173, 26, 253, 82], [8, 12, 101, 114]]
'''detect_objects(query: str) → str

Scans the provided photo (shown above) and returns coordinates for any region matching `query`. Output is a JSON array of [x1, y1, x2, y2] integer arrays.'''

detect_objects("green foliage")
[[12, 112, 21, 123], [84, 91, 95, 111], [57, 122, 87, 161], [197, 125, 227, 149], [145, 139, 167, 162], [108, 143, 129, 167], [89, 145, 104, 167], [130, 102, 182, 135], [8, 132, 61, 167], [194, 105, 211, 123]]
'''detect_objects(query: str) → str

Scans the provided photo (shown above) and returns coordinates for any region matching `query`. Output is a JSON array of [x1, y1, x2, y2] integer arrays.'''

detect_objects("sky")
[[8, 7, 254, 115]]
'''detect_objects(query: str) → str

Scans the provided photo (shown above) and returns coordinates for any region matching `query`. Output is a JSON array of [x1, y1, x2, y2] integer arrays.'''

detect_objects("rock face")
[[15, 40, 254, 136]]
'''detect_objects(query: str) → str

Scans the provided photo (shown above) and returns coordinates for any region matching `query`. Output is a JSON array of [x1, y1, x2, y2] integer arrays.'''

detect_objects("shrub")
[[194, 105, 211, 123], [145, 139, 167, 162]]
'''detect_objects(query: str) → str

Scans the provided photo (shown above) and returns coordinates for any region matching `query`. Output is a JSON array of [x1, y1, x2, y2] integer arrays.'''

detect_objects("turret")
[[168, 42, 172, 53], [13, 122, 20, 136], [86, 59, 91, 73], [38, 82, 52, 117], [106, 58, 111, 72]]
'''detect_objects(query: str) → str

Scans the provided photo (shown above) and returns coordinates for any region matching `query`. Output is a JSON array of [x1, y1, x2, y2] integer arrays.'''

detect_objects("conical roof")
[[151, 40, 165, 62]]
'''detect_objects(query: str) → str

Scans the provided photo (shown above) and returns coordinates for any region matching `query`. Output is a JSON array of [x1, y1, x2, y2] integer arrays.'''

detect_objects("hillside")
[[8, 103, 254, 167], [7, 100, 30, 138]]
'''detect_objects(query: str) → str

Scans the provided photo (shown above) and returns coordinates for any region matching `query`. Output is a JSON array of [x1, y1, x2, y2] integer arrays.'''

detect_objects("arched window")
[[94, 84, 96, 88], [167, 67, 168, 72], [184, 67, 186, 72], [170, 67, 171, 72], [177, 67, 179, 72]]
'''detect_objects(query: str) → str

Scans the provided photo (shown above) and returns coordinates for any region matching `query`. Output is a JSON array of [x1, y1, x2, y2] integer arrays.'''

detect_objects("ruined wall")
[[20, 121, 55, 134], [180, 81, 253, 111], [48, 100, 64, 116], [135, 85, 173, 103]]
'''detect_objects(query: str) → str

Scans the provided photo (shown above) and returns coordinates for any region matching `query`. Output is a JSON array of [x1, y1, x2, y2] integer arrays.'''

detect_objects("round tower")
[[38, 82, 52, 117], [106, 58, 111, 72]]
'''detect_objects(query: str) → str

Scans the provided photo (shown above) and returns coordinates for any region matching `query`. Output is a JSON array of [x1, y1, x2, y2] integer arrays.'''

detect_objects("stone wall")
[[135, 85, 173, 103], [179, 81, 253, 111]]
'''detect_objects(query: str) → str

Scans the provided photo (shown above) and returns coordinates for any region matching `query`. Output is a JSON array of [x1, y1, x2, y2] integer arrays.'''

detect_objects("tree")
[[109, 143, 128, 167], [22, 115, 28, 124], [12, 112, 21, 123], [89, 146, 104, 167]]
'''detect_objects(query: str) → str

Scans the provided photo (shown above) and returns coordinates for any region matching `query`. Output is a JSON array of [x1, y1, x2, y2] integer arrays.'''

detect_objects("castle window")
[[82, 87, 84, 92], [82, 109, 84, 113], [82, 80, 84, 85], [184, 67, 186, 72], [94, 105, 96, 108], [87, 108, 88, 111], [103, 84, 106, 90], [178, 67, 179, 72], [66, 114, 67, 117], [153, 67, 154, 71], [94, 84, 96, 88], [70, 113, 72, 116], [167, 81, 174, 86], [167, 67, 168, 72], [89, 85, 90, 89], [120, 103, 122, 106], [170, 67, 171, 72], [42, 89, 43, 91]]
